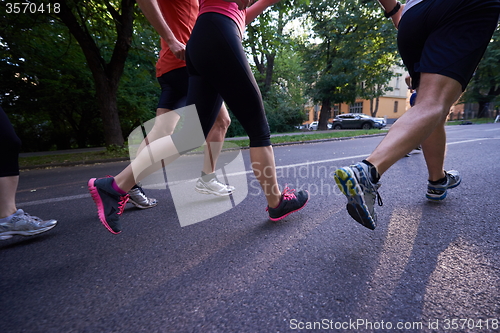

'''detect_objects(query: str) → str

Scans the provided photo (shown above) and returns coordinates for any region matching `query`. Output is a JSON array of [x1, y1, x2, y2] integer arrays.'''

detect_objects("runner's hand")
[[168, 39, 186, 61]]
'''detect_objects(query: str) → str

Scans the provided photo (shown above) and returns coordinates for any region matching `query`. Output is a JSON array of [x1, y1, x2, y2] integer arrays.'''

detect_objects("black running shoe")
[[267, 187, 309, 221], [88, 177, 129, 234]]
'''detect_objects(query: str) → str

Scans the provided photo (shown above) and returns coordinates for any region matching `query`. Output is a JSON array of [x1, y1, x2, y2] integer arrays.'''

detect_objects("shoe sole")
[[334, 168, 376, 230], [426, 179, 461, 201], [88, 178, 120, 234], [0, 223, 57, 240], [195, 186, 233, 197], [269, 192, 310, 222], [128, 198, 158, 209]]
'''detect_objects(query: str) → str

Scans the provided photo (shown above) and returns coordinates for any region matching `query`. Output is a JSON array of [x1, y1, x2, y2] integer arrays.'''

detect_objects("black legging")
[[182, 12, 271, 148], [0, 107, 22, 177]]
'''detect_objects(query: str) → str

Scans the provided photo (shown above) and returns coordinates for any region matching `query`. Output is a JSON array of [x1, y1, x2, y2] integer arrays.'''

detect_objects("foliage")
[[299, 0, 399, 129], [240, 0, 308, 135], [0, 7, 102, 151], [3, 0, 500, 151], [460, 26, 500, 116], [0, 0, 159, 151]]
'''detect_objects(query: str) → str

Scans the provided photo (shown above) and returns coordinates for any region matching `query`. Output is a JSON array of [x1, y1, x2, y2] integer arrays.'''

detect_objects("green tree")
[[0, 6, 103, 150], [242, 0, 307, 133], [55, 0, 136, 147], [460, 26, 500, 118], [301, 0, 399, 130], [0, 0, 159, 150]]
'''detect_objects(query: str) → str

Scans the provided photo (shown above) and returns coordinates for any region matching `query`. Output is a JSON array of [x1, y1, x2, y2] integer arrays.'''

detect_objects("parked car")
[[294, 124, 309, 130], [331, 113, 386, 130], [308, 121, 332, 130]]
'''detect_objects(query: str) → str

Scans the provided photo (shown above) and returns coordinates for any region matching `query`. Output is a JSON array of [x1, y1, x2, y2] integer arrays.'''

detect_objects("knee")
[[214, 113, 231, 132], [416, 99, 452, 120]]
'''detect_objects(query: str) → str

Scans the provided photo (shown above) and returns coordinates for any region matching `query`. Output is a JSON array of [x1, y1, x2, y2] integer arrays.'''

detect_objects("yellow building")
[[304, 66, 410, 125]]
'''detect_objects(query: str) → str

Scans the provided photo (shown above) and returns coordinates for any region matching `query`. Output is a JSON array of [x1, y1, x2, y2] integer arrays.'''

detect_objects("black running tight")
[[177, 12, 271, 151], [0, 107, 22, 177]]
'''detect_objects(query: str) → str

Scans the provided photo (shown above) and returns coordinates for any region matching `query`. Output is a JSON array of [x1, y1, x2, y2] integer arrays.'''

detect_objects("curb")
[[20, 133, 387, 171]]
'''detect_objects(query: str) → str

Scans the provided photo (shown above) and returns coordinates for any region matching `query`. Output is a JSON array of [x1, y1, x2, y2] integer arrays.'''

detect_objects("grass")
[[19, 129, 385, 169], [19, 147, 130, 169], [446, 117, 496, 125]]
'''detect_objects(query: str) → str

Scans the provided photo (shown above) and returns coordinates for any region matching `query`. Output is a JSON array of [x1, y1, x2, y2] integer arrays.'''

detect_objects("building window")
[[350, 102, 363, 114], [394, 101, 398, 113], [313, 104, 319, 121], [333, 104, 339, 117]]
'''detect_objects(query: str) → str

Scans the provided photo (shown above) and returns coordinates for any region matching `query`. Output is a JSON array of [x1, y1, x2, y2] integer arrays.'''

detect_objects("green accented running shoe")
[[334, 163, 382, 230]]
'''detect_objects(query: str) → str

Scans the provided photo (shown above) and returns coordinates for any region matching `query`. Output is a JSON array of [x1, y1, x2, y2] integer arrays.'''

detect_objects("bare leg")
[[115, 136, 181, 192], [136, 104, 230, 177], [136, 108, 180, 155], [202, 103, 231, 174], [249, 146, 282, 208], [366, 73, 462, 176], [421, 121, 447, 181], [0, 176, 19, 218]]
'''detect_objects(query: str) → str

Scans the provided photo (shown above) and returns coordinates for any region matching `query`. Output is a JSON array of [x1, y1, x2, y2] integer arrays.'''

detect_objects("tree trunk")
[[95, 76, 124, 146], [371, 97, 380, 117], [262, 53, 276, 96], [477, 102, 489, 118], [318, 98, 331, 130]]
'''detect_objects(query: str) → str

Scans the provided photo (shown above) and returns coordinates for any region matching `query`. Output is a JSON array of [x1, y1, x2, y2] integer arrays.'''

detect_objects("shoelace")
[[117, 194, 130, 215], [364, 183, 383, 207], [376, 191, 383, 206], [282, 186, 297, 201], [265, 186, 297, 212], [134, 187, 148, 199]]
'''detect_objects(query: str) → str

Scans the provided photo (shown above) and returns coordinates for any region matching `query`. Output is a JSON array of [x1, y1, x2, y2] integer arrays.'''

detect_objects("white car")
[[308, 121, 332, 130]]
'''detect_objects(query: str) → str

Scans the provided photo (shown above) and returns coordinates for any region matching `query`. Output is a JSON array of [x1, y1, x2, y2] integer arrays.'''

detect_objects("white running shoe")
[[128, 184, 158, 209], [0, 209, 57, 240], [195, 177, 235, 196]]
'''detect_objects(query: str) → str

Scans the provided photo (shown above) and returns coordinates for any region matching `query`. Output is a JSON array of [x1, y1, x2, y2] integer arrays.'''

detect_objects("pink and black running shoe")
[[267, 186, 309, 221], [88, 177, 129, 234]]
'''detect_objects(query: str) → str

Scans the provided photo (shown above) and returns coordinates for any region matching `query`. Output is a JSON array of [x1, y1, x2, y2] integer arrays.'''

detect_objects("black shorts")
[[156, 66, 189, 110], [398, 0, 500, 91]]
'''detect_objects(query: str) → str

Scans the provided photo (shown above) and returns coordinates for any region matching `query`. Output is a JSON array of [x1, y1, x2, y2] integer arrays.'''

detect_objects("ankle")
[[267, 194, 282, 209], [112, 179, 127, 195], [201, 171, 216, 182], [362, 160, 380, 183], [428, 170, 446, 182]]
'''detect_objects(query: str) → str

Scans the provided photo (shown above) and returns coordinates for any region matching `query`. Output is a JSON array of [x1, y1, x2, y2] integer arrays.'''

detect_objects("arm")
[[136, 0, 186, 60], [245, 0, 281, 25], [377, 0, 405, 29]]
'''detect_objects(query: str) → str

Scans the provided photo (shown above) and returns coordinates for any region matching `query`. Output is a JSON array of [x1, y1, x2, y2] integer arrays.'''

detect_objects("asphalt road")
[[1, 123, 499, 333]]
